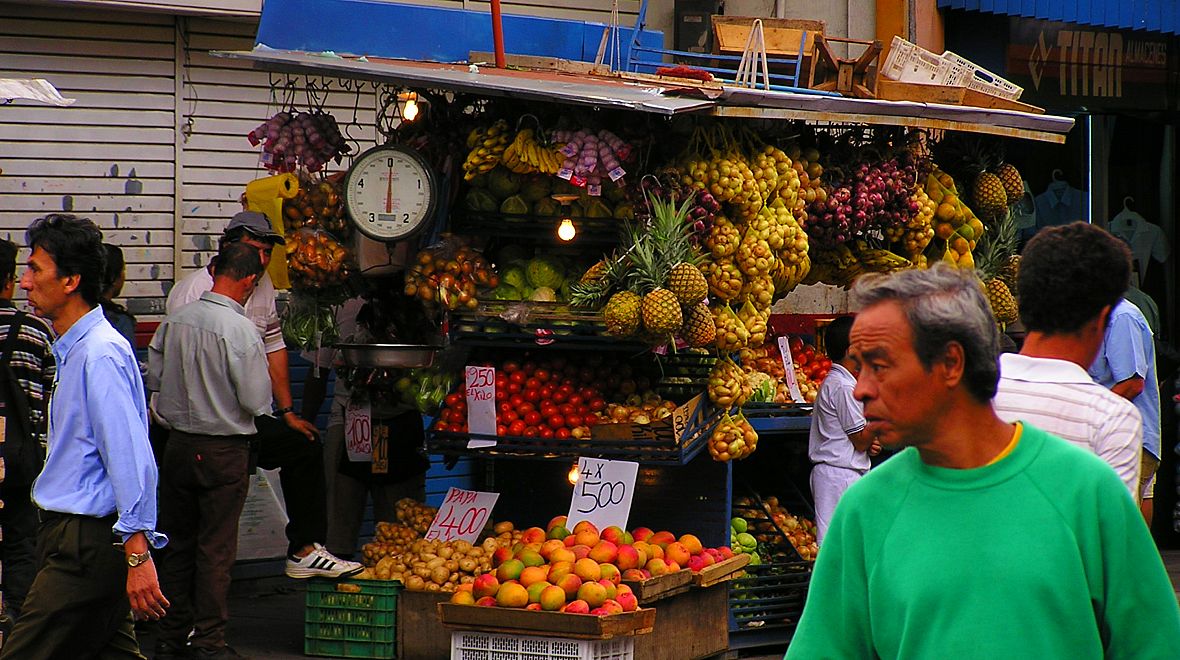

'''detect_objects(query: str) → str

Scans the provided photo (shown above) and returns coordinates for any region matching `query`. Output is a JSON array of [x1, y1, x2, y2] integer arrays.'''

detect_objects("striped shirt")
[[993, 353, 1142, 499], [0, 301, 55, 446]]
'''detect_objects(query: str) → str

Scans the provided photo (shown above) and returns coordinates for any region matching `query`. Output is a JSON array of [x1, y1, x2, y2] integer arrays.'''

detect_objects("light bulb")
[[557, 218, 576, 241], [567, 464, 580, 485], [403, 98, 419, 121]]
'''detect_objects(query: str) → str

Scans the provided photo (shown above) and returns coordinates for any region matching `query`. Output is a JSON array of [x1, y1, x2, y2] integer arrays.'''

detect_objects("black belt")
[[37, 509, 117, 525]]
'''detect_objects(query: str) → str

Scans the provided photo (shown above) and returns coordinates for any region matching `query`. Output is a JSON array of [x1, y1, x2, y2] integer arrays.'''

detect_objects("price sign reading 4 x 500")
[[424, 487, 500, 543], [566, 457, 638, 532]]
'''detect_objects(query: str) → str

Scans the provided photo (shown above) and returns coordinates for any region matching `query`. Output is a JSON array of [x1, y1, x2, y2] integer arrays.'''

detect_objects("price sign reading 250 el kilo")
[[566, 457, 639, 532], [424, 487, 500, 543]]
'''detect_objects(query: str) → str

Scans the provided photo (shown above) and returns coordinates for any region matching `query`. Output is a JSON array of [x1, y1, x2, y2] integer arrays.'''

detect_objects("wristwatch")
[[127, 551, 152, 567], [275, 406, 295, 416]]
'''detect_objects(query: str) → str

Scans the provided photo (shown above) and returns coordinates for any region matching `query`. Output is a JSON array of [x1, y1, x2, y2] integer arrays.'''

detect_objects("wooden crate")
[[397, 591, 451, 660], [438, 603, 656, 639], [875, 79, 1045, 114], [633, 584, 729, 660], [621, 569, 693, 605], [691, 553, 751, 589], [711, 16, 824, 57]]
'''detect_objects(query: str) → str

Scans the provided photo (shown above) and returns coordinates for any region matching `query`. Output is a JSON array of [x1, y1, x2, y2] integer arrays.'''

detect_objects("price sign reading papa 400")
[[566, 457, 638, 532], [424, 487, 500, 543]]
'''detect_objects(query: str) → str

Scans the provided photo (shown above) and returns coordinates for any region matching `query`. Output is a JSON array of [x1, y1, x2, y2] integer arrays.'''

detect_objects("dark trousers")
[[252, 414, 327, 556], [0, 481, 38, 619], [0, 513, 144, 660], [156, 433, 250, 651]]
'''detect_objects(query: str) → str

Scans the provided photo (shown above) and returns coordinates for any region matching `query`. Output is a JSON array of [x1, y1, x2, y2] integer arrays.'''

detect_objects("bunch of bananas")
[[501, 128, 563, 175], [708, 356, 753, 408], [711, 303, 749, 352], [462, 119, 511, 181], [855, 241, 914, 274], [802, 243, 863, 289]]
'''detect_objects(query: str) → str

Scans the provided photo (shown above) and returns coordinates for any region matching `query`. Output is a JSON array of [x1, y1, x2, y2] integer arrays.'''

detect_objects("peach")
[[547, 525, 571, 541], [616, 583, 633, 597], [588, 541, 618, 564], [563, 599, 590, 614], [450, 590, 476, 605], [570, 544, 592, 561], [492, 546, 513, 567], [596, 578, 618, 601], [455, 583, 474, 594], [598, 563, 620, 585], [563, 534, 579, 548], [573, 529, 601, 548], [549, 547, 576, 564], [622, 531, 634, 545], [539, 584, 567, 611], [699, 552, 716, 567], [547, 560, 574, 583], [649, 531, 676, 548], [600, 526, 627, 545], [573, 557, 602, 582], [645, 544, 664, 561], [475, 596, 498, 607], [589, 607, 611, 616], [631, 527, 654, 542], [621, 568, 647, 582], [555, 573, 583, 599], [645, 558, 669, 576], [664, 542, 691, 567], [496, 558, 525, 582], [525, 602, 543, 611], [577, 580, 608, 608], [473, 574, 500, 599], [526, 581, 549, 603], [686, 555, 707, 573], [615, 545, 641, 571], [520, 527, 547, 545], [665, 560, 681, 572], [599, 598, 624, 615], [678, 534, 704, 555], [573, 520, 599, 536], [540, 539, 565, 560], [616, 591, 638, 612], [718, 546, 734, 559], [547, 515, 568, 531], [519, 565, 549, 588], [517, 549, 545, 568], [496, 582, 529, 608]]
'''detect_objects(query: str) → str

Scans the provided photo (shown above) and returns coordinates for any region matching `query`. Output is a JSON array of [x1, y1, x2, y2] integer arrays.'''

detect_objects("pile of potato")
[[361, 522, 419, 567], [355, 537, 496, 592], [395, 498, 438, 535]]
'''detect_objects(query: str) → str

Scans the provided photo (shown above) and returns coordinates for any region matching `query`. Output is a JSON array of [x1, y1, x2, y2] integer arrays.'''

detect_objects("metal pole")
[[490, 0, 507, 68]]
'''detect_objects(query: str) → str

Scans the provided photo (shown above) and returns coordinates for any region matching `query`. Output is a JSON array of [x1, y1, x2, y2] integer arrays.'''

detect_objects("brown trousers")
[[155, 432, 250, 652]]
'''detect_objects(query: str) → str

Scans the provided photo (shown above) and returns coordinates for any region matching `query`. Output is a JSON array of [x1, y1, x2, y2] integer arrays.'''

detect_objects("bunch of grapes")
[[247, 110, 351, 173]]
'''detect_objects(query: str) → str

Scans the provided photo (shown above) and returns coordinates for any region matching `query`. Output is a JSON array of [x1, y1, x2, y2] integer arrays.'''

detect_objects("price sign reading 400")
[[566, 457, 639, 532], [424, 487, 500, 543]]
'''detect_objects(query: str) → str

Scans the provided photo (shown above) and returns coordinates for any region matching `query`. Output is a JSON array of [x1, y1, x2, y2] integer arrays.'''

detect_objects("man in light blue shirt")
[[1089, 298, 1161, 524], [1, 214, 169, 660]]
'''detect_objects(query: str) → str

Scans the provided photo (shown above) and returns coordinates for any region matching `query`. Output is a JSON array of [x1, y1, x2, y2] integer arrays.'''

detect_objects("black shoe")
[[192, 646, 249, 660], [153, 643, 191, 660]]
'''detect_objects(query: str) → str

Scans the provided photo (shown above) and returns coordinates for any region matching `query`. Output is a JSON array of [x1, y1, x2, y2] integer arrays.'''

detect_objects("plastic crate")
[[305, 578, 399, 658], [450, 630, 634, 660]]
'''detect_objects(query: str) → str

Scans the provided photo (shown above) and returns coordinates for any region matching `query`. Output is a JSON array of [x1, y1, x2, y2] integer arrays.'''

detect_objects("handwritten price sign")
[[343, 400, 372, 462], [777, 336, 806, 404], [465, 365, 498, 448], [424, 487, 500, 543], [566, 457, 638, 531]]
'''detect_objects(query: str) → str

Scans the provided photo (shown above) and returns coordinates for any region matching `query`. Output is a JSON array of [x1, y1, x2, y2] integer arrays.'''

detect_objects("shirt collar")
[[52, 305, 105, 363], [198, 290, 246, 315], [0, 299, 14, 309], [1000, 352, 1093, 385]]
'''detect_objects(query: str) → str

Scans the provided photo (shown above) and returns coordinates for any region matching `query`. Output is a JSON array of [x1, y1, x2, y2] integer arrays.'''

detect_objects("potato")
[[430, 566, 450, 585], [406, 575, 426, 591]]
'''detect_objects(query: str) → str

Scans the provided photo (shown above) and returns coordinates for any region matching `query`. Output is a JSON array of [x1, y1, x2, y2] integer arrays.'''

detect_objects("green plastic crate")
[[305, 578, 400, 658]]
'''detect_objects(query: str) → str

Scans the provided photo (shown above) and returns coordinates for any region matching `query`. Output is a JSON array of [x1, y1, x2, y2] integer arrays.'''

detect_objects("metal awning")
[[215, 48, 1076, 142], [938, 0, 1180, 35]]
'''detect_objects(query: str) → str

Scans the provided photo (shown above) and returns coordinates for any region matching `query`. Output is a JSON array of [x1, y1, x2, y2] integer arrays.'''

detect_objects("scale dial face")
[[344, 144, 438, 242]]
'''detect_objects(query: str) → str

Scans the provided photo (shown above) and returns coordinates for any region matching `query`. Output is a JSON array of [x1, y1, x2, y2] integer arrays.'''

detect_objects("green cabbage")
[[501, 266, 527, 290], [529, 286, 557, 302], [525, 257, 565, 289]]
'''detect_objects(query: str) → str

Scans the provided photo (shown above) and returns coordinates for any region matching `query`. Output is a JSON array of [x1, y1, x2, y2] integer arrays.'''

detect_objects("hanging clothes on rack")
[[1012, 180, 1038, 244], [1034, 172, 1088, 228], [1108, 197, 1170, 282]]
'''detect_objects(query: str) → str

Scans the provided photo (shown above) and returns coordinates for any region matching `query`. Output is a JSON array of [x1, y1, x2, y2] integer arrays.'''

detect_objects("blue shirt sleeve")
[[1104, 313, 1149, 384], [85, 354, 166, 548]]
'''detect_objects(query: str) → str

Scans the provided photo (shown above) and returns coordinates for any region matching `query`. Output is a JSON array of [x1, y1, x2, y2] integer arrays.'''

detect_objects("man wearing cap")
[[165, 211, 361, 579]]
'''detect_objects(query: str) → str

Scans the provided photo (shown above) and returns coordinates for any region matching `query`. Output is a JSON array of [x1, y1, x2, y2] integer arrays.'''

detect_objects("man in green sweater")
[[786, 264, 1180, 660]]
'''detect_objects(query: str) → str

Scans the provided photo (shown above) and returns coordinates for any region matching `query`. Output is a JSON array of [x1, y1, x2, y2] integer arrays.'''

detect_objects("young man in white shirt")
[[808, 315, 880, 545]]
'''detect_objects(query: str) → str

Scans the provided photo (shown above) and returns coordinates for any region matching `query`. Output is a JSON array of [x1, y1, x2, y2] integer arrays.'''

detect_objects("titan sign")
[[1007, 18, 1171, 110]]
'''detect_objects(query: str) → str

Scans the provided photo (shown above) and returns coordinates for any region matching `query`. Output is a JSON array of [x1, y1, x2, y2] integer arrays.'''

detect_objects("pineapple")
[[579, 260, 610, 284], [994, 163, 1024, 206], [974, 205, 1020, 327], [984, 279, 1019, 325], [669, 262, 708, 305], [641, 288, 683, 335], [996, 254, 1021, 293], [680, 302, 716, 347], [603, 291, 642, 336], [972, 172, 1008, 218]]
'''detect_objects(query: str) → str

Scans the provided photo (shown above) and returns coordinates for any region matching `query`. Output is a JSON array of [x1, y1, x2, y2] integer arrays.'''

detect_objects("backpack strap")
[[1, 311, 35, 442]]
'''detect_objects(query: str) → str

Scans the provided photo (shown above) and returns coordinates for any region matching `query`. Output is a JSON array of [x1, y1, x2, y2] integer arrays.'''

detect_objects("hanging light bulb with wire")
[[552, 194, 579, 242], [402, 94, 419, 122]]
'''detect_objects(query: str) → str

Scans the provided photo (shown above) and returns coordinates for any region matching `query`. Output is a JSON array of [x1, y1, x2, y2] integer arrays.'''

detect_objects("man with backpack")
[[0, 238, 55, 625]]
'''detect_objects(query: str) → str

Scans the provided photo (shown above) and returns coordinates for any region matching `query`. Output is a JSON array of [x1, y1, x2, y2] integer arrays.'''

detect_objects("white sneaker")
[[285, 544, 364, 579]]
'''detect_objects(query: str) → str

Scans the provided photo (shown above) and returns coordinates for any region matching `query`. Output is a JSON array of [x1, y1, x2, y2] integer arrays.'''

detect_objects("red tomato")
[[535, 369, 551, 382], [578, 387, 596, 400], [519, 402, 535, 414], [497, 424, 508, 436], [568, 394, 584, 407], [507, 382, 522, 394], [509, 371, 526, 385], [444, 393, 462, 408], [525, 378, 540, 390], [524, 411, 542, 426], [552, 391, 568, 404], [499, 402, 514, 414], [524, 388, 541, 403], [502, 361, 520, 373], [559, 403, 575, 416], [453, 400, 467, 413], [508, 420, 526, 435], [540, 385, 555, 399], [589, 398, 606, 412], [547, 415, 565, 429], [502, 410, 519, 423], [540, 427, 554, 439], [555, 428, 571, 439], [494, 389, 507, 403], [524, 426, 540, 437], [495, 375, 509, 389], [788, 336, 804, 353], [566, 414, 582, 428], [436, 422, 449, 432]]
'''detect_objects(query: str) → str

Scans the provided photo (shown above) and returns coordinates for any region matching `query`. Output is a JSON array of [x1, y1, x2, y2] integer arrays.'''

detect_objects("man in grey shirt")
[[147, 242, 272, 660]]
